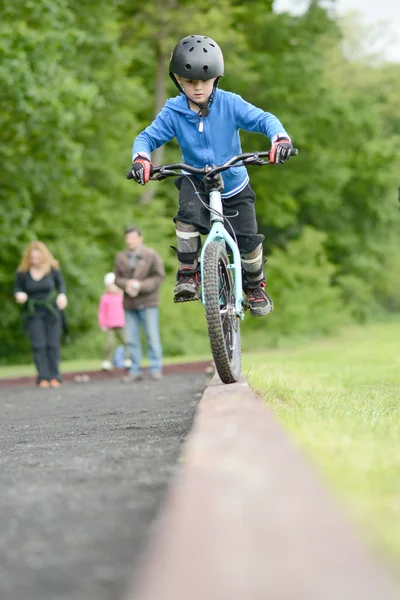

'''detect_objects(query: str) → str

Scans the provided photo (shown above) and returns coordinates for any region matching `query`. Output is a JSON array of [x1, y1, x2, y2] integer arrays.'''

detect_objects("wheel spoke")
[[218, 262, 237, 360], [203, 242, 241, 383]]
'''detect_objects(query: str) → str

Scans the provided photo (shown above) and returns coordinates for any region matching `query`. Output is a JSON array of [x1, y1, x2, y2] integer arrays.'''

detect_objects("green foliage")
[[1, 0, 400, 364], [0, 0, 141, 362]]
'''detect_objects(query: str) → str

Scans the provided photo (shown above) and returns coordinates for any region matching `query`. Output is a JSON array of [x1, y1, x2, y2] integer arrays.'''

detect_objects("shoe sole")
[[250, 303, 274, 317], [174, 286, 200, 303], [174, 295, 200, 303]]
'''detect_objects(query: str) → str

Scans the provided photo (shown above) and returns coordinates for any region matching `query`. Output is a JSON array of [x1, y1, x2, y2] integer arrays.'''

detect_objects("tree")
[[1, 0, 400, 363]]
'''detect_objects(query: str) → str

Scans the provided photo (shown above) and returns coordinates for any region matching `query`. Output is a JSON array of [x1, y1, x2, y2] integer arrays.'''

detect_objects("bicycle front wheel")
[[203, 242, 241, 384]]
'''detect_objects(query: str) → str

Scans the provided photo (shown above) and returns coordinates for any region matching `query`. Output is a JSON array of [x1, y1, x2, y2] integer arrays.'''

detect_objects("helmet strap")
[[169, 74, 221, 117], [169, 72, 184, 96]]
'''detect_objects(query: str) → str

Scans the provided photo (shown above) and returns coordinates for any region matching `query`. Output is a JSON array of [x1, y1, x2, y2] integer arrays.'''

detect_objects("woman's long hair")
[[17, 241, 59, 273]]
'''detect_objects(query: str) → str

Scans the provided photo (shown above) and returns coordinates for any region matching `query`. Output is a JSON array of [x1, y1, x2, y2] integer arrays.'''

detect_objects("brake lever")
[[243, 156, 269, 166], [242, 151, 270, 166], [150, 168, 178, 181]]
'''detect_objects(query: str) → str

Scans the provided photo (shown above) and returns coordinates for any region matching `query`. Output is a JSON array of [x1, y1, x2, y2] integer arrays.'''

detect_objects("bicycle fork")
[[200, 189, 244, 318]]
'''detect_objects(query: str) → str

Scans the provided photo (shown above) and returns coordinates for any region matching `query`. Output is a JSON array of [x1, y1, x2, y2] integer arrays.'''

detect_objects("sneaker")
[[246, 281, 274, 317], [124, 358, 132, 369], [38, 380, 50, 389], [149, 372, 162, 381], [174, 267, 200, 302], [49, 379, 61, 388], [121, 373, 143, 383], [102, 360, 112, 371]]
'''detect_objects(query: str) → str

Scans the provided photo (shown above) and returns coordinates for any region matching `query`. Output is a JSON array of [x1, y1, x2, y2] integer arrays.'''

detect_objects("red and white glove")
[[270, 137, 293, 164], [130, 156, 152, 185]]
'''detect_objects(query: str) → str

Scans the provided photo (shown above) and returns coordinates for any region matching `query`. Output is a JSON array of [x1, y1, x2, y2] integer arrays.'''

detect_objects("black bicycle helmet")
[[170, 35, 224, 80], [169, 35, 224, 116]]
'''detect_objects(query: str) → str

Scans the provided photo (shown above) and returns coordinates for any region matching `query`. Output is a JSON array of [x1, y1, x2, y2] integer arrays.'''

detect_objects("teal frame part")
[[199, 189, 244, 317]]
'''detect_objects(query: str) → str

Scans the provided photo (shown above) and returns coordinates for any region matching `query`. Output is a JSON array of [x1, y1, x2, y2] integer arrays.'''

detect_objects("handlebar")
[[127, 148, 298, 181]]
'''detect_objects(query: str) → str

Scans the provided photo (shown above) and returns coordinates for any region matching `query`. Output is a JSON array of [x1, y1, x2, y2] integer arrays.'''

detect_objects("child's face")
[[177, 76, 216, 105]]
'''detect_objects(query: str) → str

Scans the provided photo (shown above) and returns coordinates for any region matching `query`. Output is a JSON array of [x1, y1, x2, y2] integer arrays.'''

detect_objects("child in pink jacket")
[[98, 273, 131, 370]]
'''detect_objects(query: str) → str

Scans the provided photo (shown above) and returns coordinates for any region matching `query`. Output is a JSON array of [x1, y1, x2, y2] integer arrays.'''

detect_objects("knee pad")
[[241, 243, 265, 279], [172, 221, 201, 264]]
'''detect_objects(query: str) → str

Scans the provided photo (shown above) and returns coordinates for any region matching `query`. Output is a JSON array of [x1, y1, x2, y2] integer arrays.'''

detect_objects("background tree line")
[[1, 0, 399, 363]]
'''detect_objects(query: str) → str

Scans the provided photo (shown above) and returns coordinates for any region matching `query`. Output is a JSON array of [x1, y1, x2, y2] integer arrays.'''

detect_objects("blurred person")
[[129, 35, 294, 316], [14, 241, 67, 389], [114, 226, 165, 382], [98, 272, 131, 371]]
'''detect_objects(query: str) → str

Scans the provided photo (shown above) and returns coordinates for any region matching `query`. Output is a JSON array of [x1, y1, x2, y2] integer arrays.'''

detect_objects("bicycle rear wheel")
[[203, 242, 241, 383]]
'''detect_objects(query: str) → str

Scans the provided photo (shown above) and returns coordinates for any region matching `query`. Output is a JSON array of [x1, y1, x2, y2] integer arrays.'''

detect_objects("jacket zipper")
[[199, 117, 213, 165]]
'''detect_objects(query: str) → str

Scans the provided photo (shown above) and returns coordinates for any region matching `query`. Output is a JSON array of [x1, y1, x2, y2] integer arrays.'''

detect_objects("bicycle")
[[127, 149, 298, 384]]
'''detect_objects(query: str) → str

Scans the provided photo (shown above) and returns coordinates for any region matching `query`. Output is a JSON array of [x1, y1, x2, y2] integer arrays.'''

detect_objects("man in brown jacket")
[[114, 226, 165, 381]]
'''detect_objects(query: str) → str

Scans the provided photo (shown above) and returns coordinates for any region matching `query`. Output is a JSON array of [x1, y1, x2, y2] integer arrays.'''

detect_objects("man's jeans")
[[124, 307, 162, 375]]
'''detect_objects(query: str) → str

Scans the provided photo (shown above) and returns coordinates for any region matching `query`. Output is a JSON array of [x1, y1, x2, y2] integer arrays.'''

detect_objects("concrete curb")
[[125, 373, 400, 600], [0, 360, 214, 388]]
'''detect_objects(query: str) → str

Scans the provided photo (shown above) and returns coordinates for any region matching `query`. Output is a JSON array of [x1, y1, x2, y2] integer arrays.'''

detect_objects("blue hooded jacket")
[[132, 88, 290, 198]]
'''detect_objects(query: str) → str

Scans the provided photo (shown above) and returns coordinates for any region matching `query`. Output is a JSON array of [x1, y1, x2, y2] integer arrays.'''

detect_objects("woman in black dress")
[[14, 241, 68, 388]]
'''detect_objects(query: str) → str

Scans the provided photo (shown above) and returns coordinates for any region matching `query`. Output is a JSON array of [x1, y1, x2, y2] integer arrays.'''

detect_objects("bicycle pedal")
[[174, 296, 199, 303]]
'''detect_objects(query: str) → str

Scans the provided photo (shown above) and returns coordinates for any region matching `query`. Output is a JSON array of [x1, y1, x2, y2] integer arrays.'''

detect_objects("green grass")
[[0, 353, 211, 378], [243, 321, 400, 571]]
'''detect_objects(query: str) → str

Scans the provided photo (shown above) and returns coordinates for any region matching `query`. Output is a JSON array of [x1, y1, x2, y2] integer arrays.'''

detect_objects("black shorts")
[[174, 176, 264, 254]]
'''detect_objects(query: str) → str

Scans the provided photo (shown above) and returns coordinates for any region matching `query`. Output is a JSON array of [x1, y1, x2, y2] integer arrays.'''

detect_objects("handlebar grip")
[[126, 164, 155, 180]]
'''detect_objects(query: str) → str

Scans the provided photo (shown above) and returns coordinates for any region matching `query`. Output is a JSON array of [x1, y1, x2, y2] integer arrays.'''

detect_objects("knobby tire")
[[203, 242, 241, 384]]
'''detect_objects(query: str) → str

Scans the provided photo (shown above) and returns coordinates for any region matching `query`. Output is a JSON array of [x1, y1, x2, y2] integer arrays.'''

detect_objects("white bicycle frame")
[[200, 189, 244, 318]]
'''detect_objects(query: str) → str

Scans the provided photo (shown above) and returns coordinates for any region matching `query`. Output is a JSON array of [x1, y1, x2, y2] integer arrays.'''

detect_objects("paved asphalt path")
[[0, 373, 207, 600]]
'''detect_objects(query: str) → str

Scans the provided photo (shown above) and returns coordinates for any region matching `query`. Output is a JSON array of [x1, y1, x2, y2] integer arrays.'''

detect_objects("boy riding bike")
[[130, 35, 294, 317]]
